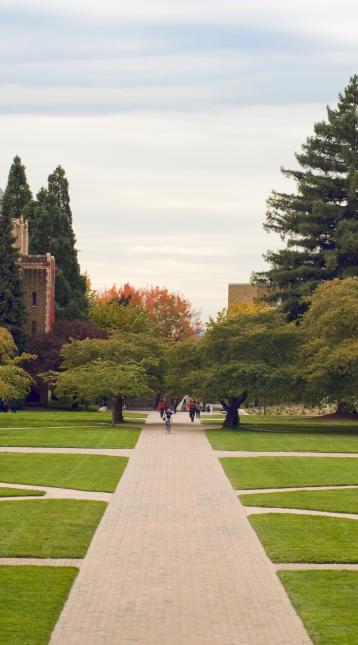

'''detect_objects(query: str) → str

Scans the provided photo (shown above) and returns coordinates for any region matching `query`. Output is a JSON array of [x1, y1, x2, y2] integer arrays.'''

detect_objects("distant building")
[[228, 283, 271, 307], [0, 187, 55, 337]]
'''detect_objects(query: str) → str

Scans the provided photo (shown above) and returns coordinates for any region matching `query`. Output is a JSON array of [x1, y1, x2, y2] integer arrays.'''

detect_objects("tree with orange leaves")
[[91, 283, 200, 341]]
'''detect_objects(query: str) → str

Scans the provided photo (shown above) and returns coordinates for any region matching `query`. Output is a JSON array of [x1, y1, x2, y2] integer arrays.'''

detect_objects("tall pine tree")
[[2, 155, 32, 220], [0, 156, 32, 348], [253, 75, 358, 320], [28, 167, 88, 319], [48, 165, 72, 223], [0, 200, 26, 349]]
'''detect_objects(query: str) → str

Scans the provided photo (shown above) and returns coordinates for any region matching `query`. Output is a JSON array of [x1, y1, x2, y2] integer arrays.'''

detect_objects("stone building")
[[228, 283, 271, 307], [0, 187, 56, 337]]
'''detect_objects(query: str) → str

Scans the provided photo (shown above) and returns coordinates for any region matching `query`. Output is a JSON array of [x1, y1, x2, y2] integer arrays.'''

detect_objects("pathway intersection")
[[50, 412, 311, 645]]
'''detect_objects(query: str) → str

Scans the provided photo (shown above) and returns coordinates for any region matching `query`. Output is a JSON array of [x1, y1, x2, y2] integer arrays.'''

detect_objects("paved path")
[[0, 481, 112, 501], [215, 450, 358, 458], [0, 558, 82, 567], [237, 484, 358, 494], [51, 412, 310, 644], [244, 506, 358, 520], [275, 563, 358, 571]]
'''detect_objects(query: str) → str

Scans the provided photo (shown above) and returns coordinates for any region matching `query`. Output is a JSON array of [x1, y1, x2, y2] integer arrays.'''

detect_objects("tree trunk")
[[221, 391, 248, 429], [336, 401, 357, 416], [112, 396, 125, 425]]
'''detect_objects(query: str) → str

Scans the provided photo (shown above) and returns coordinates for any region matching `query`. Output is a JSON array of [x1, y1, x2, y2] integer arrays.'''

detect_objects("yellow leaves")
[[0, 328, 34, 400], [0, 327, 17, 363], [227, 300, 271, 318]]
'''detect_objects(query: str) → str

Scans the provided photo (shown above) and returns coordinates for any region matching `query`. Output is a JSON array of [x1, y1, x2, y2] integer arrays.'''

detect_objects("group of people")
[[157, 397, 215, 432]]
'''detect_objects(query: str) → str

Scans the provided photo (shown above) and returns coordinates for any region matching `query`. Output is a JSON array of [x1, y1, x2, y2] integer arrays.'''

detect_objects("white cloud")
[[3, 0, 358, 46]]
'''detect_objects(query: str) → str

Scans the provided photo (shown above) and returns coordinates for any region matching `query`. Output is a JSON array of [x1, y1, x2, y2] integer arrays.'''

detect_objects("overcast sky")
[[0, 1, 357, 320]]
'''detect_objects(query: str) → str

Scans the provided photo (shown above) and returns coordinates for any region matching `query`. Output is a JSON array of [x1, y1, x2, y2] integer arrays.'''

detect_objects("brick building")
[[0, 186, 55, 338], [228, 283, 271, 307]]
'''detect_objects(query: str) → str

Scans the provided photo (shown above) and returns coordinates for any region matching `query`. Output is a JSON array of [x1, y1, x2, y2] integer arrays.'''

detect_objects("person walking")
[[189, 400, 196, 423], [172, 398, 177, 414], [195, 402, 201, 419], [158, 399, 166, 419], [164, 407, 174, 433]]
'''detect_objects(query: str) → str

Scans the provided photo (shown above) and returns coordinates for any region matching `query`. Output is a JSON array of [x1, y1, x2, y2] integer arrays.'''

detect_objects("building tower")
[[0, 187, 56, 337]]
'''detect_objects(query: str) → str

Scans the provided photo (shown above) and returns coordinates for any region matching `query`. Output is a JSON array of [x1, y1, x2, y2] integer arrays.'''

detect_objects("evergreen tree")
[[253, 76, 358, 320], [48, 165, 72, 223], [2, 155, 32, 219], [28, 169, 88, 319], [0, 192, 26, 348]]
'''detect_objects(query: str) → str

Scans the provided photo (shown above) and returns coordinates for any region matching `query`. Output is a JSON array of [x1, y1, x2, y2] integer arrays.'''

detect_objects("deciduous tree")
[[300, 277, 358, 415], [0, 327, 33, 403], [47, 332, 167, 423], [169, 310, 301, 428], [93, 283, 200, 340]]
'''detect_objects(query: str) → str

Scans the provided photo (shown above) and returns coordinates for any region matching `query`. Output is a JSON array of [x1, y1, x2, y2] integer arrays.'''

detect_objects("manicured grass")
[[221, 456, 358, 490], [0, 426, 140, 448], [0, 499, 106, 557], [0, 453, 128, 492], [240, 488, 358, 514], [0, 487, 44, 497], [0, 566, 78, 645], [250, 513, 358, 563], [206, 423, 358, 453], [279, 570, 358, 645], [0, 410, 147, 428], [204, 414, 358, 428]]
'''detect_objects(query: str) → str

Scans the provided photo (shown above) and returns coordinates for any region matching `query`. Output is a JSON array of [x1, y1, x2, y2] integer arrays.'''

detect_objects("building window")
[[32, 292, 37, 306], [31, 320, 37, 336]]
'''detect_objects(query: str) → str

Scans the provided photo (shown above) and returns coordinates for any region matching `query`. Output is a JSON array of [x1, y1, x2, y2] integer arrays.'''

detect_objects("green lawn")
[[0, 566, 78, 645], [0, 426, 140, 448], [221, 456, 358, 490], [240, 487, 358, 514], [0, 499, 106, 557], [0, 453, 128, 492], [204, 414, 358, 428], [279, 570, 358, 645], [0, 487, 44, 497], [250, 513, 358, 563], [0, 410, 147, 428], [206, 421, 358, 453]]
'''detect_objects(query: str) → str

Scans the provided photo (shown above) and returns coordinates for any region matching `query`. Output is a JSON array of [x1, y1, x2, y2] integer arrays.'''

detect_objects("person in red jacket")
[[158, 399, 166, 419]]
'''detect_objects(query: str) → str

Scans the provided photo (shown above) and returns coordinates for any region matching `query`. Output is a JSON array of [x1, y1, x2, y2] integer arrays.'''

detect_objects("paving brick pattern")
[[51, 413, 311, 645]]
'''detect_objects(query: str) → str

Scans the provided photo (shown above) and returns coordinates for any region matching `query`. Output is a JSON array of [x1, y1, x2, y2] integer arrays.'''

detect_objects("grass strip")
[[240, 488, 358, 514], [0, 487, 44, 497], [0, 499, 107, 558], [221, 456, 358, 490], [0, 426, 140, 448], [207, 427, 358, 452], [0, 410, 146, 428], [250, 513, 358, 563], [279, 570, 358, 645], [0, 565, 78, 645], [0, 453, 128, 492]]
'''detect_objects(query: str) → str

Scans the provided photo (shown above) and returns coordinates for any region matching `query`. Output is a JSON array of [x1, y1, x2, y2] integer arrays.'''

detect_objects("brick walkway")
[[50, 413, 311, 645]]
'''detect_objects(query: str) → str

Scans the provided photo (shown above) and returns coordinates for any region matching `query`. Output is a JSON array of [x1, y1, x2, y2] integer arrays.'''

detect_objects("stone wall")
[[20, 254, 56, 337]]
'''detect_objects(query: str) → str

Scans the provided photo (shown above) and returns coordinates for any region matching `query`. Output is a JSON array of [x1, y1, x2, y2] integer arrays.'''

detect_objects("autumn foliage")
[[92, 283, 201, 341]]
